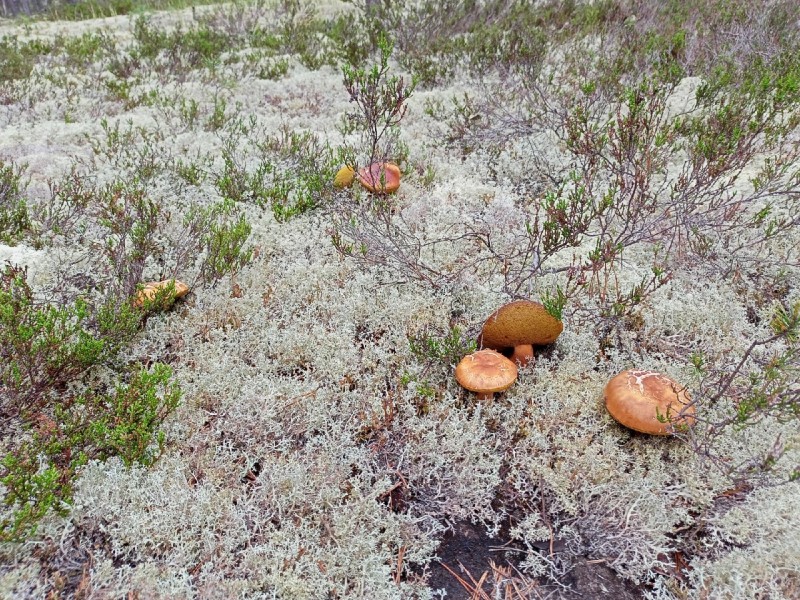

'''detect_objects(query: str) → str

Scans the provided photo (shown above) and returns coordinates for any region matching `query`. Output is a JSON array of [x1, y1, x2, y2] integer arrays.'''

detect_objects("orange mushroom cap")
[[604, 369, 696, 435], [357, 162, 401, 194], [133, 279, 190, 309], [455, 349, 518, 399]]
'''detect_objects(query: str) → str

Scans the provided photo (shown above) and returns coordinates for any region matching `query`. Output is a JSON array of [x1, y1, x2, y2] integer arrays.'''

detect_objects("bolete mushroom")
[[454, 349, 518, 401], [478, 300, 563, 367], [333, 165, 356, 188], [357, 162, 401, 194], [134, 279, 190, 310], [604, 369, 696, 435]]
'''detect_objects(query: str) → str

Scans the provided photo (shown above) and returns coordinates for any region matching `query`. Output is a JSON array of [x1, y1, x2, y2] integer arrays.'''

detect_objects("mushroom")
[[604, 369, 696, 435], [134, 279, 190, 310], [454, 349, 518, 401], [357, 162, 401, 194], [478, 300, 563, 367], [334, 165, 356, 188]]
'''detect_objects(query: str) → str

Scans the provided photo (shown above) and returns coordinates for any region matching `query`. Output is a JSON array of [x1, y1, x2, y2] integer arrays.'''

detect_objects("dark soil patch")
[[427, 519, 519, 598], [426, 520, 643, 599], [558, 558, 643, 599]]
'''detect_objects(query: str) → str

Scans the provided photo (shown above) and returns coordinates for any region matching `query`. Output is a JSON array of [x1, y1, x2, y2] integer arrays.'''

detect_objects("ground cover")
[[1, 1, 799, 598]]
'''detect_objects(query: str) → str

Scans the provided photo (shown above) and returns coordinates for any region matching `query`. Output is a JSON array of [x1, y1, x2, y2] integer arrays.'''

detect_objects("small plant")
[[540, 286, 567, 320], [408, 324, 477, 368], [38, 166, 253, 295], [182, 199, 253, 284], [174, 154, 208, 187], [424, 92, 483, 153], [0, 36, 51, 83], [1, 362, 181, 542], [0, 255, 181, 542], [0, 264, 107, 418], [59, 30, 112, 68], [215, 125, 342, 222], [73, 363, 182, 468], [683, 300, 800, 484], [86, 180, 164, 299], [214, 140, 273, 206], [0, 264, 143, 417], [256, 56, 290, 80], [205, 94, 230, 131], [0, 159, 31, 244], [85, 118, 167, 183], [341, 32, 417, 167]]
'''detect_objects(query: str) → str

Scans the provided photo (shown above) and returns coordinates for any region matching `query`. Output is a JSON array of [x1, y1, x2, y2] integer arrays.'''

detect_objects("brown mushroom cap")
[[604, 369, 696, 435], [357, 162, 401, 194], [455, 349, 518, 398], [478, 300, 563, 354]]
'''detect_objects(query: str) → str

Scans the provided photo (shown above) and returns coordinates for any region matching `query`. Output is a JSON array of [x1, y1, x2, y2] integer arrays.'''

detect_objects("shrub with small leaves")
[[0, 264, 107, 418], [0, 160, 31, 244], [408, 325, 476, 369], [1, 363, 181, 542], [685, 300, 800, 484], [72, 363, 181, 468], [341, 32, 417, 166], [183, 199, 253, 284]]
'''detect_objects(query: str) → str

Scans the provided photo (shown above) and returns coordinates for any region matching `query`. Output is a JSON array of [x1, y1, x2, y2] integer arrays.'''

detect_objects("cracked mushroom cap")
[[604, 369, 696, 435], [357, 162, 401, 194], [478, 300, 564, 350], [455, 349, 518, 397]]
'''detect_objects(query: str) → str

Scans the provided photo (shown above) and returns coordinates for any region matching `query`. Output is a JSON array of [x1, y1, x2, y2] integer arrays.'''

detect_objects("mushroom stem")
[[511, 344, 535, 367], [475, 392, 495, 401]]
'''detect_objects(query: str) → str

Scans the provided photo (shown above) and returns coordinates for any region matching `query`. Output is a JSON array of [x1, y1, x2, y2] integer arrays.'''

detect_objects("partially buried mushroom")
[[478, 300, 563, 367], [604, 369, 696, 435], [455, 349, 518, 401], [357, 162, 401, 194], [133, 279, 190, 310]]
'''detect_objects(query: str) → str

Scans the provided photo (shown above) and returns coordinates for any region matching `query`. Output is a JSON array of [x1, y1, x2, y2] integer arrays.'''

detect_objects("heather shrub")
[[0, 160, 31, 245], [36, 167, 253, 296], [214, 124, 343, 222], [0, 264, 180, 541], [340, 32, 417, 167], [0, 264, 110, 416], [0, 36, 52, 83]]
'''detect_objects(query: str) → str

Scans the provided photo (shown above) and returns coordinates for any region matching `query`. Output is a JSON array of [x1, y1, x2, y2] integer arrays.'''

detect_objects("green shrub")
[[0, 264, 107, 417], [341, 32, 417, 165], [0, 160, 31, 244], [0, 36, 51, 83], [183, 199, 253, 284], [0, 262, 182, 541], [1, 362, 180, 542], [74, 363, 181, 468], [408, 325, 476, 368], [214, 127, 341, 222]]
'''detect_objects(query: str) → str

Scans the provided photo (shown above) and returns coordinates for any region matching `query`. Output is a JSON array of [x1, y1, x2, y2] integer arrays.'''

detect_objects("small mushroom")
[[454, 349, 518, 401], [334, 165, 356, 188], [478, 300, 563, 367], [604, 369, 696, 435], [357, 162, 401, 194], [134, 279, 190, 310]]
